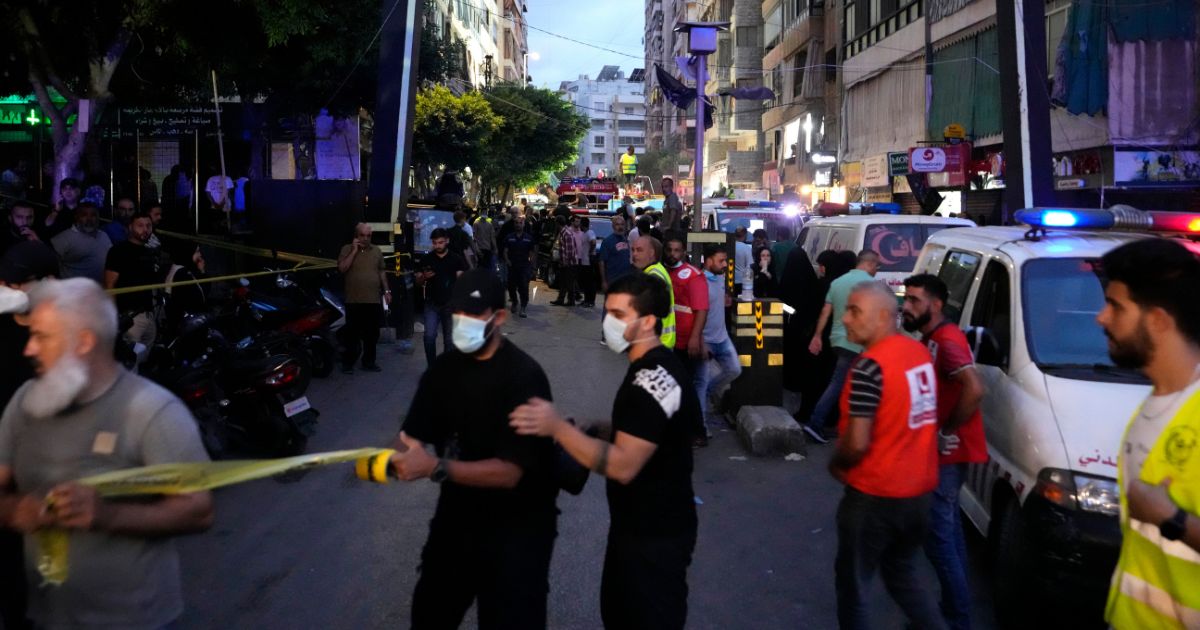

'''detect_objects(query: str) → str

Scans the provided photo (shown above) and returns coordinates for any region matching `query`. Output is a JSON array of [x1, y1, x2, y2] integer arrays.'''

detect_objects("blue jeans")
[[925, 463, 971, 630], [423, 306, 453, 365], [696, 338, 742, 423], [808, 347, 858, 431]]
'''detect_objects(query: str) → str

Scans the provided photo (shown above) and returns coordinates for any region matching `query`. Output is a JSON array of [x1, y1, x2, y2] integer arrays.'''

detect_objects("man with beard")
[[50, 202, 113, 283], [663, 234, 709, 445], [901, 274, 986, 630], [104, 212, 162, 348], [510, 273, 700, 629], [0, 240, 57, 630], [388, 270, 560, 628], [0, 278, 214, 629], [630, 235, 676, 349], [1, 202, 41, 256], [103, 197, 136, 245], [1096, 239, 1200, 630], [39, 178, 81, 240], [416, 228, 468, 365]]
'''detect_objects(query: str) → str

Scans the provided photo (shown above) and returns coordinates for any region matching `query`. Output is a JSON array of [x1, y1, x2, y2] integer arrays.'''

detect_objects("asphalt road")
[[177, 281, 999, 629]]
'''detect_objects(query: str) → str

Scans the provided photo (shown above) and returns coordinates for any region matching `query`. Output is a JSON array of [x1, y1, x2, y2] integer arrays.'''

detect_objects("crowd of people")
[[1, 161, 1197, 630]]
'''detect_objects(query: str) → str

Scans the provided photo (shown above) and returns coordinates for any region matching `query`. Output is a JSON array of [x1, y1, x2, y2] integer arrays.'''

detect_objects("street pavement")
[[177, 280, 998, 629]]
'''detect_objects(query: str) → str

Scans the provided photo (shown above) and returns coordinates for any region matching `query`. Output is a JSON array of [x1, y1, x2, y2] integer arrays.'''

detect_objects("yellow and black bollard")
[[727, 297, 786, 413]]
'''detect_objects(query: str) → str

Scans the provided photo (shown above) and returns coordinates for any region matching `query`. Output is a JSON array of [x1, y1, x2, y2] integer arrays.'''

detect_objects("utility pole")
[[674, 21, 730, 232], [996, 0, 1054, 223]]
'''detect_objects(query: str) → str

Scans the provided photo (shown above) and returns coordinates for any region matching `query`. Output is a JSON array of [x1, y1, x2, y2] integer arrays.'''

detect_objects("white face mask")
[[602, 314, 632, 353], [451, 313, 495, 354]]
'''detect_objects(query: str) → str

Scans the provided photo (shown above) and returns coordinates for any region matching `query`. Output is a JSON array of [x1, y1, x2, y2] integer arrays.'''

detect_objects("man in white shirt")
[[733, 226, 753, 297]]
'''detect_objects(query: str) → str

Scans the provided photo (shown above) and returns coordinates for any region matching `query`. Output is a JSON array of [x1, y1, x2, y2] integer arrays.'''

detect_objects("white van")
[[913, 221, 1156, 619], [796, 214, 975, 293]]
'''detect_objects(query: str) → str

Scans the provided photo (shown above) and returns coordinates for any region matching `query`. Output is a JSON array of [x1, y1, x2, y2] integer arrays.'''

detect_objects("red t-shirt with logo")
[[838, 334, 939, 498], [924, 322, 989, 465], [668, 263, 709, 345]]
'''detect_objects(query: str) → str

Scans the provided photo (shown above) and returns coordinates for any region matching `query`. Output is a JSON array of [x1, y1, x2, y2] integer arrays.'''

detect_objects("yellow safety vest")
[[1106, 386, 1200, 630], [643, 262, 676, 349], [620, 153, 638, 175]]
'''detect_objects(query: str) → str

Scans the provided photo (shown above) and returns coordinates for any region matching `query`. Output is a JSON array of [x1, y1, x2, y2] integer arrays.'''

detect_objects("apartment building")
[[425, 0, 528, 90], [699, 0, 765, 194], [558, 67, 648, 178]]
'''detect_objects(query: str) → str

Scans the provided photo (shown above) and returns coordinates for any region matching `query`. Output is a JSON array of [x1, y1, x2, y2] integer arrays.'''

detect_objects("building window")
[[844, 1, 857, 41], [869, 0, 881, 25], [736, 26, 758, 47], [594, 136, 606, 147], [1046, 0, 1072, 78], [792, 52, 807, 98], [764, 5, 782, 52], [592, 153, 606, 164], [625, 106, 634, 114], [591, 118, 606, 128]]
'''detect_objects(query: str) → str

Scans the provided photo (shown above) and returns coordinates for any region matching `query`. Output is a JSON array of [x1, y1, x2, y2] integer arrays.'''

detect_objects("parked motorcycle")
[[227, 271, 345, 377], [132, 313, 320, 458]]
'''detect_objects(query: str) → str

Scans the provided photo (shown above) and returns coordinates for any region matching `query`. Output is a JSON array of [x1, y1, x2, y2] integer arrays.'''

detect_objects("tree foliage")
[[639, 133, 689, 189], [475, 85, 588, 196], [413, 85, 502, 175]]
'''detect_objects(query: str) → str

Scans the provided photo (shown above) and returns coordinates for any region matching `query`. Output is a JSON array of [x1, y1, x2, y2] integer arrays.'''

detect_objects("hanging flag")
[[675, 56, 709, 85], [721, 86, 775, 101], [656, 64, 696, 110]]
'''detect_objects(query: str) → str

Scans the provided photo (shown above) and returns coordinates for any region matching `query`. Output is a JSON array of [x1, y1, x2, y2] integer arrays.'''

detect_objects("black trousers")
[[601, 530, 695, 630], [412, 514, 557, 630], [342, 303, 382, 368], [555, 264, 578, 304], [0, 529, 25, 630], [578, 264, 596, 304], [507, 265, 531, 307], [835, 487, 947, 630], [673, 349, 707, 438]]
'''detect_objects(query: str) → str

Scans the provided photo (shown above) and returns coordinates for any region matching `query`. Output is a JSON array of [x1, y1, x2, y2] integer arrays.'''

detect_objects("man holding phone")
[[415, 228, 469, 365], [338, 223, 390, 374]]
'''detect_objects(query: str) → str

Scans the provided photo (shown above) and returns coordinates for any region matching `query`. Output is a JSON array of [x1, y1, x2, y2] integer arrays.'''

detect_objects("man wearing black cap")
[[0, 240, 58, 630], [387, 269, 561, 629]]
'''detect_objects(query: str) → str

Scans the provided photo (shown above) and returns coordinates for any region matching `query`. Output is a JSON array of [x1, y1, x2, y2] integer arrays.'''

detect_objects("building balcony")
[[763, 12, 824, 70], [760, 99, 810, 134]]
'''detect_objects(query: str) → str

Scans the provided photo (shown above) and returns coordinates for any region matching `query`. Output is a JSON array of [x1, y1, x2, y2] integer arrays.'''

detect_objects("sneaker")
[[362, 364, 382, 373], [802, 425, 829, 444], [519, 307, 528, 318]]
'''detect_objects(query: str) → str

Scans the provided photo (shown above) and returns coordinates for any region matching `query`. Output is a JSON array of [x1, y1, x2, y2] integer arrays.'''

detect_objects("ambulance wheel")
[[992, 497, 1033, 628]]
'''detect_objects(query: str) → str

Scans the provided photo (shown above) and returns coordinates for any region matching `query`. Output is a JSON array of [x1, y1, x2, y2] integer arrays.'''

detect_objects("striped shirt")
[[559, 227, 581, 266], [847, 357, 884, 418]]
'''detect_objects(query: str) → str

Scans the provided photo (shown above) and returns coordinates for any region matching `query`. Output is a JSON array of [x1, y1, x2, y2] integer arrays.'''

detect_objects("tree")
[[638, 134, 689, 190], [475, 85, 588, 203], [0, 0, 381, 200], [411, 85, 501, 194]]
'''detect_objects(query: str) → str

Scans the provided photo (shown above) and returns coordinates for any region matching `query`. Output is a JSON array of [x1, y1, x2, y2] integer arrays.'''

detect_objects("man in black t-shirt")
[[502, 213, 536, 317], [104, 212, 163, 348], [511, 273, 699, 630], [388, 270, 559, 629], [416, 228, 469, 366]]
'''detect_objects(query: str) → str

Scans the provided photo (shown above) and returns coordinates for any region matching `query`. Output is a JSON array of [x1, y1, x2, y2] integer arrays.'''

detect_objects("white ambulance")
[[796, 211, 975, 294], [912, 206, 1200, 621]]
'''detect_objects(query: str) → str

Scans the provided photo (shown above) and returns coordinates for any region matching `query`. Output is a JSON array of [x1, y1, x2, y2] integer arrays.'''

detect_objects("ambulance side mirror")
[[965, 326, 1006, 368]]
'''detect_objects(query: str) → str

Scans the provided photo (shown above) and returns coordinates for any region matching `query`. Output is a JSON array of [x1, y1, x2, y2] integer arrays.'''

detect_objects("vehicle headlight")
[[1075, 475, 1120, 516], [1034, 468, 1120, 516]]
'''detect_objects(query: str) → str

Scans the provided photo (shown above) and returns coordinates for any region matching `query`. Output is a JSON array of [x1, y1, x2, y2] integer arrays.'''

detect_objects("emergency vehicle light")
[[1147, 211, 1200, 233], [1018, 206, 1200, 234], [721, 200, 782, 209]]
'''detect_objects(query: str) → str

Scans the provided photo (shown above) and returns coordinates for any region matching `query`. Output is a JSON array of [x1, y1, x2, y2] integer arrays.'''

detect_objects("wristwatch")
[[1161, 507, 1189, 541], [430, 459, 449, 483]]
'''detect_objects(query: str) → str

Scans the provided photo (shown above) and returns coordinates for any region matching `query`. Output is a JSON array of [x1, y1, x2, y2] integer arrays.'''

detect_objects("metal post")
[[924, 5, 933, 132], [692, 54, 706, 232], [211, 70, 229, 231], [135, 128, 142, 207], [193, 130, 200, 235]]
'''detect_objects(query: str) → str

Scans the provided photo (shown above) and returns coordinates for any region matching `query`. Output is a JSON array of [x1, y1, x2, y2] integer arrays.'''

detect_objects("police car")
[[797, 210, 975, 294], [912, 206, 1200, 619]]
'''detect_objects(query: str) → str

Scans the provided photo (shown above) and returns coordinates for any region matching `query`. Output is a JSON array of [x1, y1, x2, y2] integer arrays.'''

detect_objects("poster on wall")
[[314, 110, 361, 181], [1113, 149, 1200, 186], [863, 155, 889, 187]]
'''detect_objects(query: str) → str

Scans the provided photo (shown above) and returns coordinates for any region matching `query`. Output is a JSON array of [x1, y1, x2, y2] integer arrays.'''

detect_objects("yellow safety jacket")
[[620, 153, 638, 176], [1106, 386, 1200, 629], [642, 262, 676, 349]]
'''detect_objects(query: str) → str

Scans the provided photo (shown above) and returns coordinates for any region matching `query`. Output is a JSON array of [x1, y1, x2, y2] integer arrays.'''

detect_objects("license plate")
[[283, 396, 312, 418]]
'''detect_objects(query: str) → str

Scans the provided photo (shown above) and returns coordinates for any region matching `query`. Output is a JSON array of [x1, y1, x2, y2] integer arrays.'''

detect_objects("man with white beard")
[[0, 278, 214, 629]]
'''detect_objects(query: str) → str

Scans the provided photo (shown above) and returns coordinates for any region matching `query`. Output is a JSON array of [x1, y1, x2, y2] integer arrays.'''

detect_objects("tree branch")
[[17, 8, 79, 102], [89, 25, 133, 98]]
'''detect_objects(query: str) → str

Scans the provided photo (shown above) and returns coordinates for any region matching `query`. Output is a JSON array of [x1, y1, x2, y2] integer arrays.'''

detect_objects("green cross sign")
[[25, 110, 40, 126]]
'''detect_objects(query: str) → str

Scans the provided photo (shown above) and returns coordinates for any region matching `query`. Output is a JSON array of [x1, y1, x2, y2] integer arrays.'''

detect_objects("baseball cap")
[[448, 269, 505, 315], [0, 241, 59, 284]]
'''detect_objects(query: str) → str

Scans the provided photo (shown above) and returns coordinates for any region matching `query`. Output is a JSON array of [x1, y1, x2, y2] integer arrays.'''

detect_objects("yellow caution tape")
[[36, 447, 394, 585]]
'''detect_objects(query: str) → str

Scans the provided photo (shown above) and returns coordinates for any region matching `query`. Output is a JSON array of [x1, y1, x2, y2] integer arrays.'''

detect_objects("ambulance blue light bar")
[[1016, 207, 1200, 234]]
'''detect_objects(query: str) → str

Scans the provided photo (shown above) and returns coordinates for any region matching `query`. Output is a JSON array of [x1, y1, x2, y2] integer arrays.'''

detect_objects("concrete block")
[[735, 405, 807, 457]]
